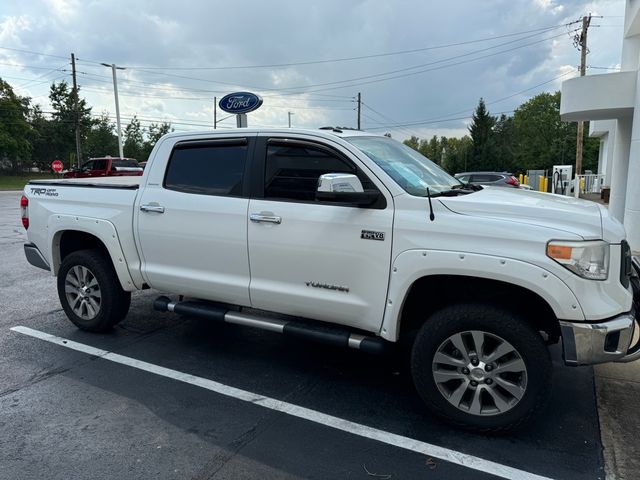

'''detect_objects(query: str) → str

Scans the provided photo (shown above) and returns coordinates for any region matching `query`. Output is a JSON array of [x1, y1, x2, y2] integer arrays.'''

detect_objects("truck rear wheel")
[[411, 303, 551, 433], [57, 249, 131, 332]]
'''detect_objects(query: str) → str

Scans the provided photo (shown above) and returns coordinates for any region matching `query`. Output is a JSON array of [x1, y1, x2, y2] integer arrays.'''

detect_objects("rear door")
[[136, 137, 253, 306], [246, 135, 394, 332]]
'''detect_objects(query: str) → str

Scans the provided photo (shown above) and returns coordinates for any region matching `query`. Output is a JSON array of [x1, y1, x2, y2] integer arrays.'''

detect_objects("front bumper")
[[560, 255, 640, 366]]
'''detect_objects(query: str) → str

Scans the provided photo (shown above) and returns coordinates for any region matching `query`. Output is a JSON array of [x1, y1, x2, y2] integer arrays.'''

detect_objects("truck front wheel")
[[57, 249, 131, 332], [411, 303, 551, 433]]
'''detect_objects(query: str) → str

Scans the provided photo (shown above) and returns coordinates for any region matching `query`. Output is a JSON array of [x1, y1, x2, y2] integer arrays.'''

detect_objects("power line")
[[121, 23, 575, 71], [281, 30, 578, 94]]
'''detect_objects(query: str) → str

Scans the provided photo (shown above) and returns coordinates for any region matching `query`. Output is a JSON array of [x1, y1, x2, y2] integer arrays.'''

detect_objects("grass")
[[0, 173, 62, 191]]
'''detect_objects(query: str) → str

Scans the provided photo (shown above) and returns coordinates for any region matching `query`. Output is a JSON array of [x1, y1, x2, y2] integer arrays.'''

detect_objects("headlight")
[[547, 240, 609, 280]]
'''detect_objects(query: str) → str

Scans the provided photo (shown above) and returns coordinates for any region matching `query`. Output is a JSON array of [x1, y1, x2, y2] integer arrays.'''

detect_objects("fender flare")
[[48, 214, 137, 291], [379, 249, 585, 341]]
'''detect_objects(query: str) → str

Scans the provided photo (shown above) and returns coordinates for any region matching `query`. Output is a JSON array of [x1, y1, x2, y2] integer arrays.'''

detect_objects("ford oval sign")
[[219, 92, 263, 114]]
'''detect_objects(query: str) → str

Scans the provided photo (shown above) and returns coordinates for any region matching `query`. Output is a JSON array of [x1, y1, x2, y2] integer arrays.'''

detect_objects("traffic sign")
[[51, 160, 64, 173]]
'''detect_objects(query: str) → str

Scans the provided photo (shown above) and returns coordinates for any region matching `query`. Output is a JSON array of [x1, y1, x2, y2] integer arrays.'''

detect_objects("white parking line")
[[11, 325, 554, 480]]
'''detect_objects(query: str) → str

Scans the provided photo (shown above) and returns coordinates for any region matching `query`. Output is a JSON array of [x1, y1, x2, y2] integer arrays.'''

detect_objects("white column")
[[609, 117, 632, 222], [624, 78, 640, 250], [605, 129, 616, 187]]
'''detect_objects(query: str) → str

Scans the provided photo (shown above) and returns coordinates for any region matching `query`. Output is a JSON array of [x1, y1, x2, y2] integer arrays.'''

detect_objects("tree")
[[468, 98, 496, 171], [29, 104, 58, 172], [493, 114, 516, 172], [141, 122, 172, 160], [512, 91, 598, 172], [123, 116, 145, 159], [48, 81, 92, 166], [0, 78, 32, 172], [85, 113, 118, 158]]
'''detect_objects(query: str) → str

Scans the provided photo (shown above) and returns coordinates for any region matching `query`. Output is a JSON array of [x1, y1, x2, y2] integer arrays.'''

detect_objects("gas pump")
[[552, 165, 573, 196]]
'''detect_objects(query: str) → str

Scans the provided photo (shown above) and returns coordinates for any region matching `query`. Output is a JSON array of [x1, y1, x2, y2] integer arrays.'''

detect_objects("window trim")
[[162, 137, 253, 198], [252, 137, 386, 209]]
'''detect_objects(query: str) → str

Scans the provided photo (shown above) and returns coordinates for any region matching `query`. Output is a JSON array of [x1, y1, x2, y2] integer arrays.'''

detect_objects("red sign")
[[51, 160, 64, 173]]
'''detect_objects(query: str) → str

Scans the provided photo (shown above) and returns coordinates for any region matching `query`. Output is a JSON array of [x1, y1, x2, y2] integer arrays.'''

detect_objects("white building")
[[560, 0, 640, 253]]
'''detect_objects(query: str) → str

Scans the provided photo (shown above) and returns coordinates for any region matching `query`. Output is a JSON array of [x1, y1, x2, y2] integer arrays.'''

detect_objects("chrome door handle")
[[250, 213, 282, 224], [140, 204, 165, 213]]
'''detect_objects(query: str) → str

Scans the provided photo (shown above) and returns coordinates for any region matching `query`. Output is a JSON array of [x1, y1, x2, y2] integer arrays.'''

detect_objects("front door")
[[247, 137, 394, 333]]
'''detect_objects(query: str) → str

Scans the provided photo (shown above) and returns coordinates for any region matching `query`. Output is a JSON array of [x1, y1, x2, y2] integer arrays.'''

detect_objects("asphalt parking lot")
[[0, 190, 612, 479]]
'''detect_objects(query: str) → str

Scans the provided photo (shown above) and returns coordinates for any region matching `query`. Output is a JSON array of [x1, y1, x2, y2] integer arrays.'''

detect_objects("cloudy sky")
[[0, 0, 626, 141]]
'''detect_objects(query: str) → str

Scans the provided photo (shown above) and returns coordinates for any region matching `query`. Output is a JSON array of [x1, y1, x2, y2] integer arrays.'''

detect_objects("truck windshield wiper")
[[429, 188, 475, 197], [451, 182, 483, 191]]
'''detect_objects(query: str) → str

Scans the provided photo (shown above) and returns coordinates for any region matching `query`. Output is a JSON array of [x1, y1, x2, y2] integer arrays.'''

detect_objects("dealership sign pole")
[[218, 92, 263, 128]]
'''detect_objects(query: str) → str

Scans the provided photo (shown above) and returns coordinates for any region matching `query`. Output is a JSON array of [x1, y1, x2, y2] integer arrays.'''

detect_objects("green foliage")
[[0, 78, 32, 172], [85, 113, 119, 159], [124, 117, 173, 160], [404, 92, 600, 175], [468, 98, 496, 171]]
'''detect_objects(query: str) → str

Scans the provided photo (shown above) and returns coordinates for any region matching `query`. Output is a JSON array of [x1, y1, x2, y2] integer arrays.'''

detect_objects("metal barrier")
[[577, 174, 604, 194]]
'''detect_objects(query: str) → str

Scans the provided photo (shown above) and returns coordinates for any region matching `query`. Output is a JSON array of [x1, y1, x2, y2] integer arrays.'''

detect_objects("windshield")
[[345, 136, 461, 196]]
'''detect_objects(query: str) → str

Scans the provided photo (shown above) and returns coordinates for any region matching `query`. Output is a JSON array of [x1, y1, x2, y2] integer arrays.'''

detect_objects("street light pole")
[[101, 63, 125, 158], [288, 111, 294, 128]]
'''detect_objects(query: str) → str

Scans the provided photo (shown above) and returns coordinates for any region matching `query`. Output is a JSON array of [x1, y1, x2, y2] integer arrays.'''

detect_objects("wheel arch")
[[380, 249, 584, 342], [49, 218, 136, 291], [397, 275, 561, 344]]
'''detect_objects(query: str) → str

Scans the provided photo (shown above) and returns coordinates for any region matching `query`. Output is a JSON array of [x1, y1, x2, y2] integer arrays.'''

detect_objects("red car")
[[63, 157, 143, 178]]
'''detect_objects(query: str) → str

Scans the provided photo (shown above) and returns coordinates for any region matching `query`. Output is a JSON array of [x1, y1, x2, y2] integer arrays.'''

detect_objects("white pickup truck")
[[21, 127, 640, 432]]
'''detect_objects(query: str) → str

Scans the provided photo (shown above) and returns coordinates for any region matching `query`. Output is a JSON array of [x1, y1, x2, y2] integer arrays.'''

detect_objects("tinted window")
[[82, 161, 95, 171], [92, 160, 108, 170], [471, 174, 500, 183], [165, 142, 247, 196], [112, 160, 139, 169], [265, 143, 356, 201]]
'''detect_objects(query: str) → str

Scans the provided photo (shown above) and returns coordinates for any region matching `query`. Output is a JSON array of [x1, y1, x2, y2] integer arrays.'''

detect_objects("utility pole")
[[288, 111, 294, 128], [214, 97, 217, 129], [574, 14, 591, 179], [101, 63, 125, 158], [357, 92, 361, 130], [71, 53, 82, 168]]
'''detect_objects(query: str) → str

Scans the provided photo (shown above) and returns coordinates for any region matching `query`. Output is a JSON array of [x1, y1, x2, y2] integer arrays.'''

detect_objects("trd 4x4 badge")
[[361, 230, 385, 241]]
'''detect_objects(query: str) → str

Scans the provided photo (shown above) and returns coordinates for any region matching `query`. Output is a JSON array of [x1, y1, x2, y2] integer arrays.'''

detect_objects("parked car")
[[63, 157, 143, 179], [455, 171, 521, 188], [21, 128, 639, 432]]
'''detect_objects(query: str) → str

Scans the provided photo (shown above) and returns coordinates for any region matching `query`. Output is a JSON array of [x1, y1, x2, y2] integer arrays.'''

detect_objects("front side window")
[[82, 161, 95, 171], [164, 141, 247, 196], [265, 143, 357, 201]]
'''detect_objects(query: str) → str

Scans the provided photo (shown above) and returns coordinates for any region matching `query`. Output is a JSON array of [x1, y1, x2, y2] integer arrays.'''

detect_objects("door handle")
[[250, 213, 282, 224], [140, 204, 165, 213]]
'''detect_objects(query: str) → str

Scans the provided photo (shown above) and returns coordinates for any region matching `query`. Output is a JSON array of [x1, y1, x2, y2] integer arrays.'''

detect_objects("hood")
[[440, 187, 605, 240]]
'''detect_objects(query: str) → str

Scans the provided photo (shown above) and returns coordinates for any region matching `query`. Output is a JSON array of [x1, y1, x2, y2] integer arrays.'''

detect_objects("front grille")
[[620, 240, 632, 289]]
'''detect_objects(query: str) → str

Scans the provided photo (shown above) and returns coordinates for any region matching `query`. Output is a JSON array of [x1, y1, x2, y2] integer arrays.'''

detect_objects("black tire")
[[57, 249, 131, 332], [411, 303, 551, 433]]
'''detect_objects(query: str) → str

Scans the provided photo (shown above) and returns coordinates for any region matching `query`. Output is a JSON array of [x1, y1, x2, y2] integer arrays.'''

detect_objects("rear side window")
[[112, 160, 139, 169], [92, 160, 108, 170], [164, 141, 247, 196], [471, 174, 500, 183]]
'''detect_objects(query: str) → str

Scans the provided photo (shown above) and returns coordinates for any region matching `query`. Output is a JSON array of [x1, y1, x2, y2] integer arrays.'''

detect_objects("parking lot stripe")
[[11, 325, 554, 480]]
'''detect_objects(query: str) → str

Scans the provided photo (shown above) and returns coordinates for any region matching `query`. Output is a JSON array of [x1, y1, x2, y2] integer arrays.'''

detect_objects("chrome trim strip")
[[224, 312, 286, 333]]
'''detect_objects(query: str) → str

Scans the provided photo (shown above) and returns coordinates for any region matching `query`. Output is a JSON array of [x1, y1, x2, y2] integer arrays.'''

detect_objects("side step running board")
[[153, 296, 388, 354]]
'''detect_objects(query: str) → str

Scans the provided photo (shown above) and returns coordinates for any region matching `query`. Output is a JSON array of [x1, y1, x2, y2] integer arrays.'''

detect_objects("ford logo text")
[[218, 92, 263, 114]]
